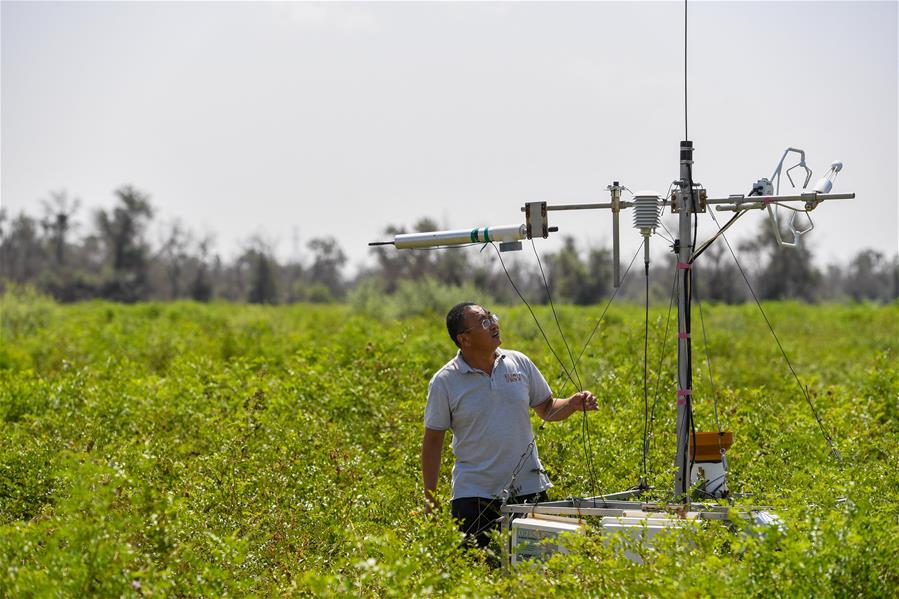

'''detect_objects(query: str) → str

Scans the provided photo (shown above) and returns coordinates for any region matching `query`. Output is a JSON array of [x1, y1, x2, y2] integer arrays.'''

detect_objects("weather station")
[[368, 1, 855, 569]]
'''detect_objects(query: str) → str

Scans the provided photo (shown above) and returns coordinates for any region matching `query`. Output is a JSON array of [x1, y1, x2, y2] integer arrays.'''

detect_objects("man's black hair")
[[446, 302, 477, 348]]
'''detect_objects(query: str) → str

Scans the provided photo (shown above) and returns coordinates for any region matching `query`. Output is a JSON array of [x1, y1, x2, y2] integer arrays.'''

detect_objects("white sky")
[[2, 1, 897, 275]]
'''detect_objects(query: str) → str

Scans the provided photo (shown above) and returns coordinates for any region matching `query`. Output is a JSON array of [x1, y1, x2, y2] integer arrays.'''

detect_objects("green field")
[[1, 290, 897, 597]]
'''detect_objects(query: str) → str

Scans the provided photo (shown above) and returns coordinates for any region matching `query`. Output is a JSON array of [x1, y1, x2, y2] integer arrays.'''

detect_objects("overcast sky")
[[2, 1, 896, 275]]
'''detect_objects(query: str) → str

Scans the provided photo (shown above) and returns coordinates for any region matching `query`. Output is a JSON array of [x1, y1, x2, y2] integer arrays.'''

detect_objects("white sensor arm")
[[770, 147, 811, 194], [369, 224, 527, 249]]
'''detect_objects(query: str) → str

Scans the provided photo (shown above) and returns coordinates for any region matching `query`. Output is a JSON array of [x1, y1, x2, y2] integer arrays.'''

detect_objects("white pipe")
[[393, 224, 526, 249]]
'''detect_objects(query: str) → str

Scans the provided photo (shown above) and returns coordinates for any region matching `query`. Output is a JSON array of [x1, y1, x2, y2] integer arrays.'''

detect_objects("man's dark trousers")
[[451, 491, 549, 549]]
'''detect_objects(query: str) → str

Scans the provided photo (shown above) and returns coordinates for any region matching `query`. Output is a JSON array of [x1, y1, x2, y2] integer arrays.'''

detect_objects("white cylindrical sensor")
[[393, 224, 527, 249], [813, 178, 833, 194], [813, 160, 843, 194]]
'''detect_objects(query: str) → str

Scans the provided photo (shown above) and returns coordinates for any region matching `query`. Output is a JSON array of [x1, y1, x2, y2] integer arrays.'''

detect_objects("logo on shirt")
[[505, 372, 523, 383]]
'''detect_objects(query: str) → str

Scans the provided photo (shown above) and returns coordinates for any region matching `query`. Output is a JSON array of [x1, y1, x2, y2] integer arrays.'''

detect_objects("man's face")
[[458, 305, 501, 352]]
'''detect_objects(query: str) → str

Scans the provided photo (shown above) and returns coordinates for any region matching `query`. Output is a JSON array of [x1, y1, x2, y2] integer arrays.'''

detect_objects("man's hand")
[[424, 490, 440, 515], [570, 390, 598, 411], [534, 391, 598, 421]]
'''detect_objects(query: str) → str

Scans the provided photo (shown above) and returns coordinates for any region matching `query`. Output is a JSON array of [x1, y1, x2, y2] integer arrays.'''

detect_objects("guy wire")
[[706, 210, 842, 462], [695, 284, 722, 434], [570, 241, 645, 375], [490, 242, 607, 507], [531, 239, 584, 392], [530, 239, 597, 504], [647, 266, 680, 469], [491, 243, 581, 392], [438, 241, 605, 534]]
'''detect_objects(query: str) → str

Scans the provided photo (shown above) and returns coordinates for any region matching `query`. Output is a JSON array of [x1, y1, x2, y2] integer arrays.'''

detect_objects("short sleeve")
[[524, 356, 553, 408], [424, 374, 451, 430]]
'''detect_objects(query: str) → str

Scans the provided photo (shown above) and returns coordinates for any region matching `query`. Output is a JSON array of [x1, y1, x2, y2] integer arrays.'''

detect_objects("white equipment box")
[[600, 511, 701, 563], [510, 515, 585, 564]]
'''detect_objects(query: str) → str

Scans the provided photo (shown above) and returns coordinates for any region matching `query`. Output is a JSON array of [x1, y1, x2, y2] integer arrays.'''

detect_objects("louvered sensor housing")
[[632, 192, 661, 237]]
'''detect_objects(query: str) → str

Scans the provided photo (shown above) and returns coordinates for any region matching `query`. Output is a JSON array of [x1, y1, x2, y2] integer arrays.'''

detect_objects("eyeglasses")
[[463, 312, 499, 332]]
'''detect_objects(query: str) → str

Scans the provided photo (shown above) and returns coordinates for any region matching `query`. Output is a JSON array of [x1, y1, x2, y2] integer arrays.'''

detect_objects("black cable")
[[689, 210, 746, 263], [686, 162, 698, 254], [568, 241, 645, 381], [695, 284, 722, 434], [531, 239, 583, 392], [680, 261, 696, 498], [491, 242, 607, 508], [707, 211, 842, 462], [648, 268, 680, 461], [529, 239, 599, 505], [689, 184, 759, 263], [491, 244, 580, 391], [641, 258, 650, 481], [695, 278, 726, 477], [682, 155, 698, 498]]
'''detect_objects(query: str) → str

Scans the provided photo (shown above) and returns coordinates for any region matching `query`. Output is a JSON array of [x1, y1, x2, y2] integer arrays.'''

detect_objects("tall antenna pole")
[[673, 140, 695, 500], [674, 0, 694, 502]]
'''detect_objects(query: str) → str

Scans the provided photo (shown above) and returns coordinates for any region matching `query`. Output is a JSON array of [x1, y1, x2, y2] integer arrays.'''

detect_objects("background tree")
[[846, 250, 892, 302], [237, 236, 279, 305], [696, 243, 744, 304], [1, 190, 896, 306], [190, 235, 215, 302], [739, 220, 820, 302], [156, 219, 193, 299], [40, 190, 81, 267], [547, 236, 592, 304], [306, 236, 347, 302], [94, 185, 155, 302], [0, 212, 45, 284]]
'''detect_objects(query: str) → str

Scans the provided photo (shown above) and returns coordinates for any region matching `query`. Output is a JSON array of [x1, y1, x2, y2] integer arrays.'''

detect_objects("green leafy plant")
[[0, 293, 896, 596]]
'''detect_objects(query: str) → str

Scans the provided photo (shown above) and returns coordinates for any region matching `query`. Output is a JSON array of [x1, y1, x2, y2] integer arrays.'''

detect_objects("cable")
[[655, 228, 675, 245], [641, 255, 651, 482], [490, 242, 607, 507], [531, 239, 583, 392], [647, 267, 679, 467], [529, 239, 599, 505], [690, 210, 746, 263], [707, 210, 842, 461], [658, 183, 677, 244], [680, 257, 697, 497], [695, 284, 722, 435], [567, 241, 645, 380], [491, 244, 581, 392]]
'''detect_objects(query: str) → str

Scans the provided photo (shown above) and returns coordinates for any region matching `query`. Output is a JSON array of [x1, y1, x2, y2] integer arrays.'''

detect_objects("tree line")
[[2, 185, 897, 305]]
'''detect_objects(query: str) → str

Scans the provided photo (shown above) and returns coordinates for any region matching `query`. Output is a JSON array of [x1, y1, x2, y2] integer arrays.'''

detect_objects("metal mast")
[[673, 140, 696, 499]]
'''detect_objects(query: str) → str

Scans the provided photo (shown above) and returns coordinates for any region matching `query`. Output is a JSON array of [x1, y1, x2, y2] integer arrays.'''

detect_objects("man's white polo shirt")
[[425, 349, 553, 500]]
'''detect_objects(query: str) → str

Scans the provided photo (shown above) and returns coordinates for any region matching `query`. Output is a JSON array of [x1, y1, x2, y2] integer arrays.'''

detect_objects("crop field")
[[1, 289, 897, 597]]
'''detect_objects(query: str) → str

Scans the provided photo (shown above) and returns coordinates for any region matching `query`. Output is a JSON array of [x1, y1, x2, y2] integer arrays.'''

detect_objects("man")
[[422, 302, 598, 548]]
